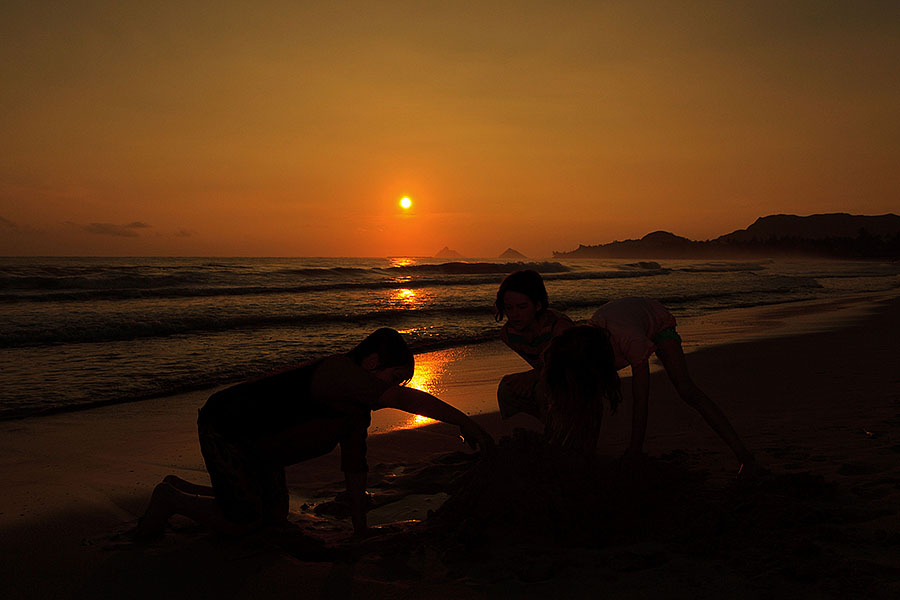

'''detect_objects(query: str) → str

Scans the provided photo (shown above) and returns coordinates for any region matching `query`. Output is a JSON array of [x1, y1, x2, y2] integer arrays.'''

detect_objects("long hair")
[[541, 325, 621, 452], [347, 328, 414, 385], [494, 269, 549, 322]]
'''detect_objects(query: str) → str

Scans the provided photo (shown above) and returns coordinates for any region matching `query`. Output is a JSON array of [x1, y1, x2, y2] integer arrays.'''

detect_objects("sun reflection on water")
[[389, 257, 416, 268], [369, 346, 478, 434], [391, 288, 418, 304], [391, 347, 457, 430]]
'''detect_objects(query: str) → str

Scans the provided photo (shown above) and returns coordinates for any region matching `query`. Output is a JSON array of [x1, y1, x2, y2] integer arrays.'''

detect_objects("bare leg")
[[496, 370, 544, 420], [135, 481, 255, 539], [655, 339, 755, 468], [163, 474, 215, 496]]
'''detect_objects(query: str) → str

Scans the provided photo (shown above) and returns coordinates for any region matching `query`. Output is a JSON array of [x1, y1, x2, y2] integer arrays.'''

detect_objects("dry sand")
[[2, 294, 899, 599]]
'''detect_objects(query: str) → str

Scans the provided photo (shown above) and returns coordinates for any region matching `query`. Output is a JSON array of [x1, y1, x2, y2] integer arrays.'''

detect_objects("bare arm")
[[345, 471, 368, 535], [628, 360, 650, 456], [379, 386, 494, 452]]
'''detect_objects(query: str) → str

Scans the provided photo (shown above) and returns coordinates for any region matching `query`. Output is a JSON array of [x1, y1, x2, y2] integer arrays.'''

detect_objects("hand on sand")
[[459, 422, 495, 456]]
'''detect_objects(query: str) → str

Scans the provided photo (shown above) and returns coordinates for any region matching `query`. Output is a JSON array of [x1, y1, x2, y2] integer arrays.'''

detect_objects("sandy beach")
[[2, 293, 900, 599]]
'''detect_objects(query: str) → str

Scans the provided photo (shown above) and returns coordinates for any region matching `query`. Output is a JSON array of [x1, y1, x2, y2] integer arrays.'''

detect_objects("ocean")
[[1, 256, 898, 420]]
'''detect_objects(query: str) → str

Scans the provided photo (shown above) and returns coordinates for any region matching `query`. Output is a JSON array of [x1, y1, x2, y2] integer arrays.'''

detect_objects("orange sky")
[[2, 1, 898, 257]]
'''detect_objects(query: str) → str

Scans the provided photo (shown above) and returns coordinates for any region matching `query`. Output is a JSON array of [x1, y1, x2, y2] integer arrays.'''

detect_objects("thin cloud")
[[0, 216, 20, 231], [75, 221, 154, 237], [173, 228, 194, 238]]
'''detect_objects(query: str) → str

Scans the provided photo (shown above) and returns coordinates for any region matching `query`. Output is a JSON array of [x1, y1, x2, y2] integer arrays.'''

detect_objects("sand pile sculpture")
[[322, 427, 852, 553], [222, 423, 897, 594], [326, 428, 898, 589], [305, 428, 667, 541], [426, 428, 709, 547]]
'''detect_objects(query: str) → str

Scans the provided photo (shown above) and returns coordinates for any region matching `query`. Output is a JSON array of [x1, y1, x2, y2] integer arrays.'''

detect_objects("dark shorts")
[[651, 326, 682, 345], [198, 420, 288, 525]]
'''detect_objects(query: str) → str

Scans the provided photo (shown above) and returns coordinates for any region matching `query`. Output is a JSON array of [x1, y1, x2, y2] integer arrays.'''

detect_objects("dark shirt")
[[198, 354, 392, 472]]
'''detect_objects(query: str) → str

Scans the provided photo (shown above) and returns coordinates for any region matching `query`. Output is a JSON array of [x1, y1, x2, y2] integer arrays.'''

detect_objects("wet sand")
[[2, 293, 899, 599]]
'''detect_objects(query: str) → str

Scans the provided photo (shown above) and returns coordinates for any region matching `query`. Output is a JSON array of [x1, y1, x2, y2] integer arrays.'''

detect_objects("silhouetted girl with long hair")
[[542, 326, 622, 452], [542, 296, 757, 473]]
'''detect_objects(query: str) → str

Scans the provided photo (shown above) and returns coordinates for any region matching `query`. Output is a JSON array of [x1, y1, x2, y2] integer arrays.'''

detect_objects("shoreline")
[[370, 289, 898, 434], [3, 289, 894, 425]]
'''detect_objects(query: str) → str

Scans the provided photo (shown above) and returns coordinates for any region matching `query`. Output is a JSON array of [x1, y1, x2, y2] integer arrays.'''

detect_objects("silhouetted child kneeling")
[[136, 328, 493, 540]]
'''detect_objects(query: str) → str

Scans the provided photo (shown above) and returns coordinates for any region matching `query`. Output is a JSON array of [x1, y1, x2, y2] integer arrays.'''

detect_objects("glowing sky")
[[2, 1, 898, 257]]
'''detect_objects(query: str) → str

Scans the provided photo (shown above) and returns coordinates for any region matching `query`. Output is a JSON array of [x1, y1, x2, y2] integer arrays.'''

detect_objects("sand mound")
[[335, 429, 899, 594], [430, 428, 707, 546]]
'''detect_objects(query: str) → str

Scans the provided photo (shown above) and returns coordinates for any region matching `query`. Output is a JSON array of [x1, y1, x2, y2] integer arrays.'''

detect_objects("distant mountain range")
[[553, 213, 900, 259]]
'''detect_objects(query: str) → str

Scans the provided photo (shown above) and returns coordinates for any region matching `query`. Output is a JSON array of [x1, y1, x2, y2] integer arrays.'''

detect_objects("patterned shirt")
[[500, 308, 573, 369]]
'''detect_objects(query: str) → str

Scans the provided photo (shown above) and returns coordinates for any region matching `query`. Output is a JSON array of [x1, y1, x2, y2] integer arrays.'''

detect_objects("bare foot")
[[163, 474, 214, 496], [163, 474, 186, 487], [134, 482, 177, 541]]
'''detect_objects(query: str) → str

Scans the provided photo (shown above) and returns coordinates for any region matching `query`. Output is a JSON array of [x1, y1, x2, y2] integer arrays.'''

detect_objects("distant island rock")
[[555, 230, 697, 259], [499, 248, 527, 259], [553, 213, 900, 259], [434, 246, 464, 259]]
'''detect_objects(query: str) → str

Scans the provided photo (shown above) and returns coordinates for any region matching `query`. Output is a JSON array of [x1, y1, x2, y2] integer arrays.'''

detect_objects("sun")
[[399, 197, 412, 209]]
